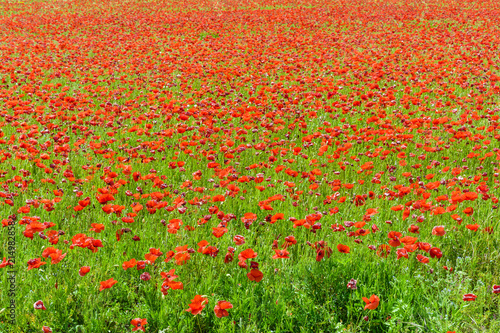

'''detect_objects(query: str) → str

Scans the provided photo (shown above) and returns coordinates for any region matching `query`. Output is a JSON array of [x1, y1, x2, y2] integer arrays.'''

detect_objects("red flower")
[[337, 244, 350, 253], [27, 258, 46, 270], [376, 244, 390, 258], [238, 248, 257, 261], [233, 235, 245, 245], [417, 254, 430, 264], [131, 318, 147, 332], [463, 207, 474, 216], [90, 223, 105, 233], [462, 294, 477, 301], [272, 249, 290, 259], [432, 226, 446, 236], [185, 295, 208, 316], [493, 285, 500, 294], [362, 294, 380, 310], [122, 258, 137, 270], [466, 224, 479, 232], [429, 247, 442, 258], [41, 247, 67, 264], [79, 266, 90, 277], [99, 278, 117, 291], [247, 269, 264, 282], [214, 300, 233, 318], [0, 257, 14, 268], [34, 300, 46, 310], [396, 248, 408, 260]]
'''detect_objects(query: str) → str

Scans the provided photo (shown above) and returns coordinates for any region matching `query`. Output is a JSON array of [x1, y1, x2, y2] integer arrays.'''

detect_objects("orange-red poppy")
[[362, 294, 380, 310]]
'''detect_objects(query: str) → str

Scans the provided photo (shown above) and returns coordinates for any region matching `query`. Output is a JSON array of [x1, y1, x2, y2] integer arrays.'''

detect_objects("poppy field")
[[1, 0, 500, 332]]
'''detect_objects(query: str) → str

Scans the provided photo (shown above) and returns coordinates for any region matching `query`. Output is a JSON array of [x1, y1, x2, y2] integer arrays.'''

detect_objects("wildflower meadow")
[[1, 0, 500, 332]]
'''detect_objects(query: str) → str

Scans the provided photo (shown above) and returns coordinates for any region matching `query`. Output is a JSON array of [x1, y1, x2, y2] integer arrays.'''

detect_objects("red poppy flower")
[[99, 278, 118, 291], [185, 295, 208, 315], [238, 248, 257, 261], [462, 294, 477, 301], [432, 226, 446, 236], [27, 258, 46, 270], [272, 249, 290, 259], [396, 248, 408, 259], [270, 213, 284, 224], [212, 227, 228, 238], [233, 235, 245, 245], [315, 248, 325, 262], [0, 257, 14, 268], [417, 254, 430, 264], [376, 244, 391, 258], [34, 300, 46, 310], [136, 260, 147, 270], [41, 247, 67, 265], [90, 223, 104, 233], [483, 227, 494, 234], [429, 247, 442, 259], [388, 231, 402, 247], [337, 244, 350, 253], [466, 224, 479, 231], [362, 294, 380, 310], [463, 207, 474, 216], [202, 246, 219, 258], [214, 300, 233, 318], [130, 318, 147, 332], [122, 258, 137, 270], [160, 269, 178, 282], [408, 224, 420, 234], [247, 269, 264, 282]]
